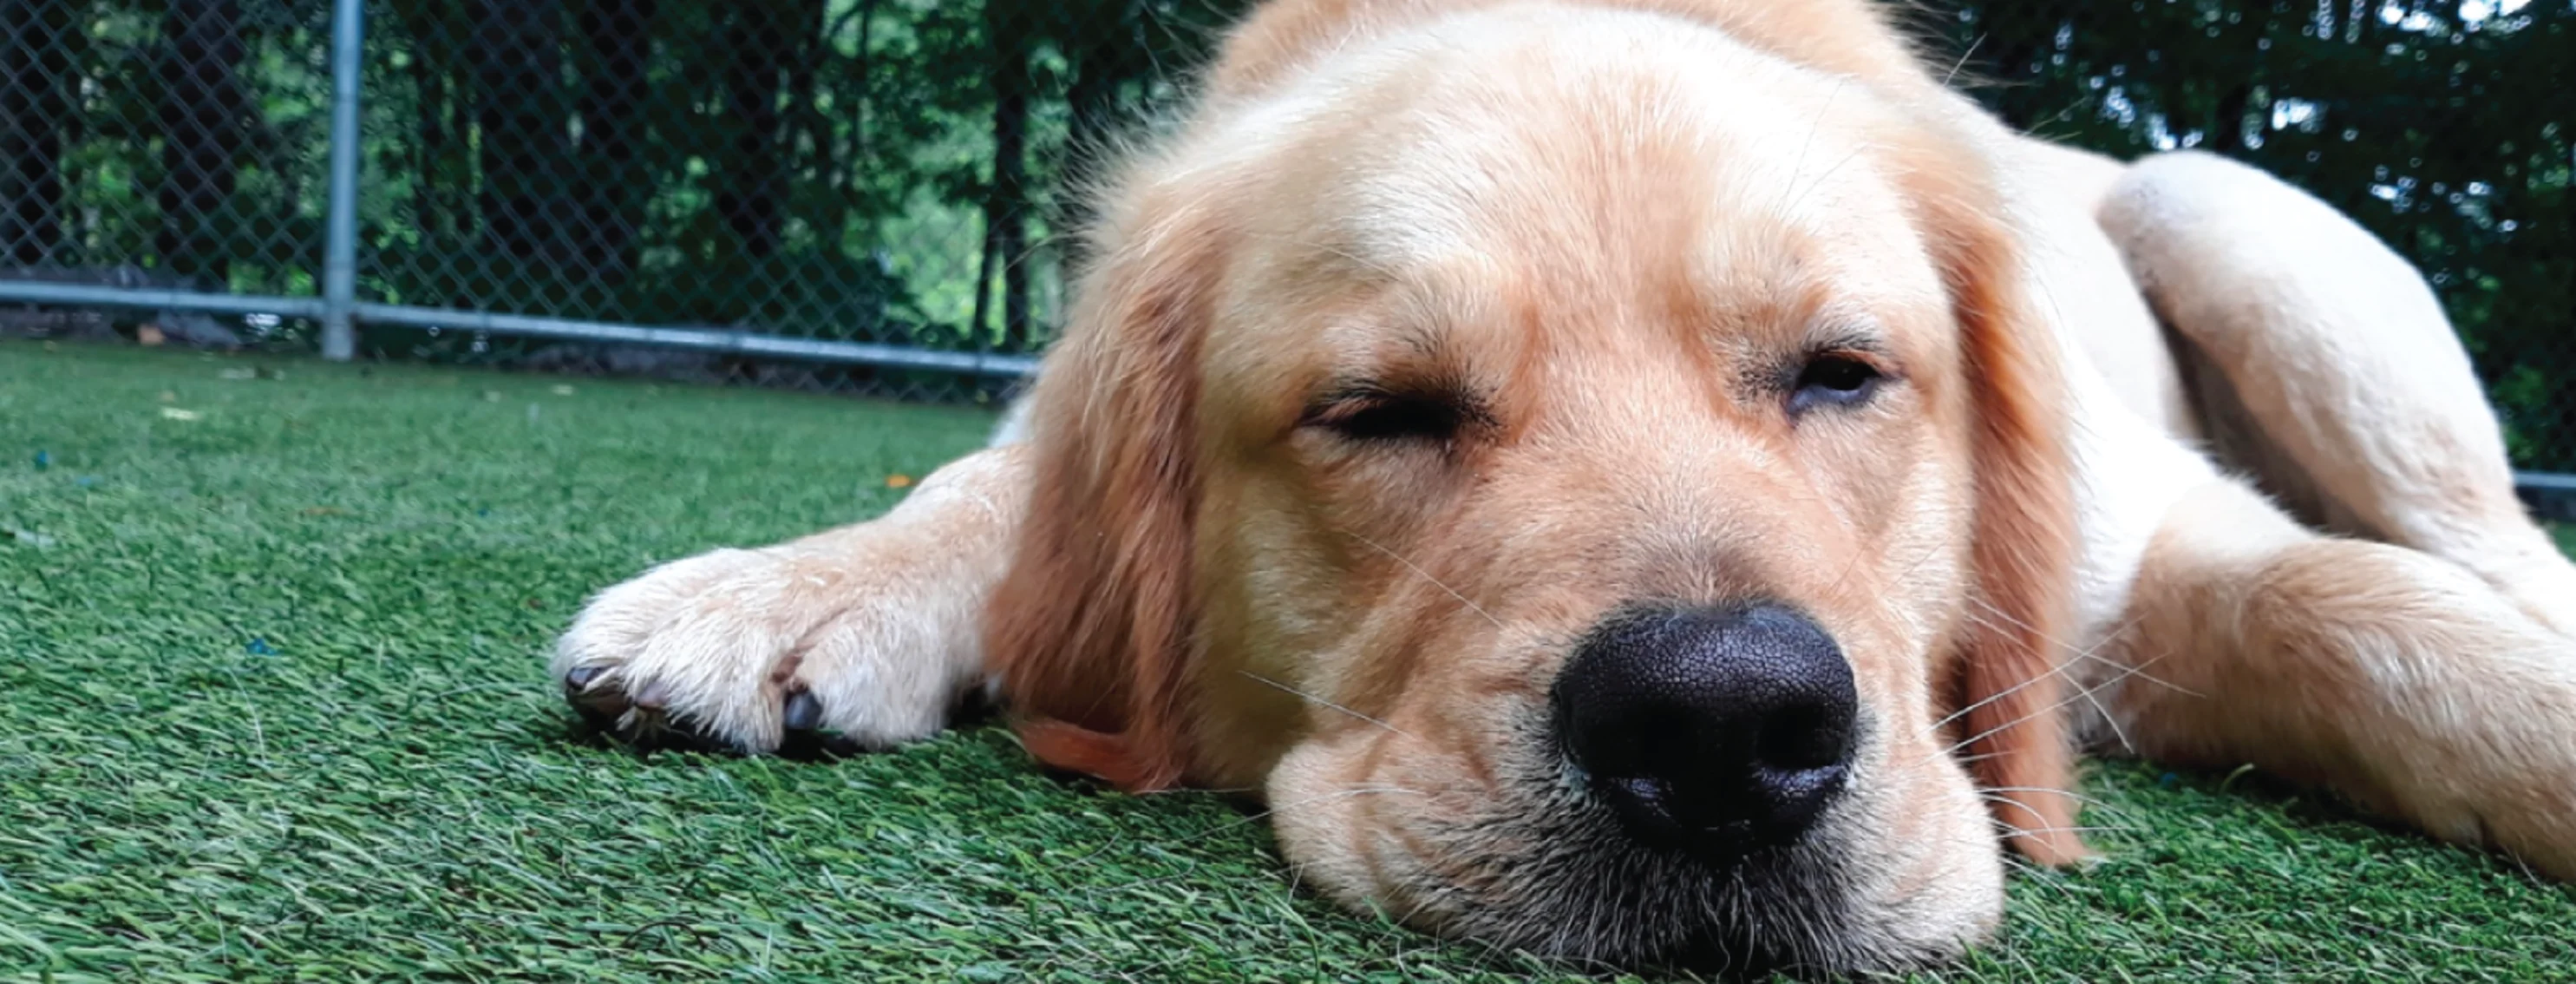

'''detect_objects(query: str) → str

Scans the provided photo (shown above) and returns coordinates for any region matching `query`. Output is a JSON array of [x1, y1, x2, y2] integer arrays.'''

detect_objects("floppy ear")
[[981, 183, 1228, 793], [1903, 146, 2089, 865]]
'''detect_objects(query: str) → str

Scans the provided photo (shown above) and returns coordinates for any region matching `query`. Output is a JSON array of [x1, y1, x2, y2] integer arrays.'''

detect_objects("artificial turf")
[[4, 341, 2573, 983]]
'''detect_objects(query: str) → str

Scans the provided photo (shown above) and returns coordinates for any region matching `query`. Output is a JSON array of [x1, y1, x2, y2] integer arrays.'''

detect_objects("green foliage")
[[1913, 0, 2575, 469], [6, 343, 2576, 981], [5, 0, 2570, 462]]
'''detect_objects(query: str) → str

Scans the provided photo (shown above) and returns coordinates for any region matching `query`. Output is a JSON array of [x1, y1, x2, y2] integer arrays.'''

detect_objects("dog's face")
[[991, 6, 2081, 974]]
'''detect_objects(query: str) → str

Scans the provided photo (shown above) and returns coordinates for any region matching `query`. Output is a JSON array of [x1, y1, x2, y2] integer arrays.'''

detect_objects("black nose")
[[1553, 603, 1859, 855]]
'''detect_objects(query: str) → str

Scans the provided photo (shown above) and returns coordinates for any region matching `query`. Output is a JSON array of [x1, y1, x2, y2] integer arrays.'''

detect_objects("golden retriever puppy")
[[550, 0, 2576, 973]]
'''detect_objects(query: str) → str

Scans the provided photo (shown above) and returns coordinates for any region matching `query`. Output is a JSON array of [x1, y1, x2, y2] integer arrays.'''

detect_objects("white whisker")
[[1349, 531, 1506, 629], [1778, 76, 1847, 214], [1994, 823, 2135, 839], [1237, 669, 1419, 740], [1925, 639, 2094, 737], [1945, 651, 2176, 756], [1943, 33, 1985, 88], [1958, 608, 2140, 754], [1980, 785, 2114, 808], [1968, 597, 2197, 699]]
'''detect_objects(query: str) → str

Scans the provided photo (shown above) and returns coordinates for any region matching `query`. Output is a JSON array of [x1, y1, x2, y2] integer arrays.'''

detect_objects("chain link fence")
[[3, 0, 2571, 472]]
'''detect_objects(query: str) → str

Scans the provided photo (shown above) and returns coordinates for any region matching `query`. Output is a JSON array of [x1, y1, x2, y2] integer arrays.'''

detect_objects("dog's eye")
[[1306, 390, 1471, 443], [1788, 353, 1883, 414]]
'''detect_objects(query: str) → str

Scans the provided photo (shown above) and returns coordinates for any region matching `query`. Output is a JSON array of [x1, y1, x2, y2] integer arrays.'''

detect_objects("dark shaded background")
[[2, 0, 2567, 464]]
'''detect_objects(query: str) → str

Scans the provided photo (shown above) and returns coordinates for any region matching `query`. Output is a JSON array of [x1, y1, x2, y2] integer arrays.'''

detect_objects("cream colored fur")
[[553, 444, 1026, 751]]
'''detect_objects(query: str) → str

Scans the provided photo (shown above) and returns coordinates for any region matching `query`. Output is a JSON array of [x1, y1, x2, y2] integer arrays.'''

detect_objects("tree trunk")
[[158, 0, 246, 285], [826, 0, 879, 243], [2, 0, 79, 268], [968, 214, 997, 347], [390, 0, 459, 241], [474, 0, 569, 267], [852, 0, 879, 167], [576, 0, 656, 282], [793, 0, 847, 243], [2213, 82, 2253, 154], [983, 3, 1032, 351], [994, 86, 1030, 351], [1056, 1, 1144, 274], [716, 0, 794, 259], [410, 47, 450, 239]]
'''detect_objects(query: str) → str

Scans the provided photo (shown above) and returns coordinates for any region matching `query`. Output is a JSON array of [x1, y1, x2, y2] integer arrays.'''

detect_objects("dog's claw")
[[632, 681, 670, 711], [783, 691, 822, 731], [566, 667, 631, 722]]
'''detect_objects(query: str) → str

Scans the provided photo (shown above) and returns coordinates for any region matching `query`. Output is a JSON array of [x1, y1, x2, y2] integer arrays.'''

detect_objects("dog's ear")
[[982, 180, 1228, 793], [1900, 139, 2089, 865]]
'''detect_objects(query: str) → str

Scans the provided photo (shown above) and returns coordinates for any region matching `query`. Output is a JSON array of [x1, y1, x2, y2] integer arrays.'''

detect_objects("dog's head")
[[986, 3, 2080, 973]]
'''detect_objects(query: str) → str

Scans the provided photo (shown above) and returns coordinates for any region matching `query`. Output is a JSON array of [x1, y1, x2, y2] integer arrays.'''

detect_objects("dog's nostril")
[[1553, 603, 1860, 854], [1757, 700, 1854, 772]]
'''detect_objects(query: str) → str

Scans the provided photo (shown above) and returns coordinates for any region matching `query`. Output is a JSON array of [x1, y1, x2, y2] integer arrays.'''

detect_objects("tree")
[[158, 0, 247, 284], [974, 0, 1036, 351], [1049, 0, 1154, 272], [712, 0, 805, 260], [1924, 0, 2576, 469], [472, 0, 571, 271], [22, 0, 2567, 465], [573, 0, 657, 283], [2, 0, 85, 270]]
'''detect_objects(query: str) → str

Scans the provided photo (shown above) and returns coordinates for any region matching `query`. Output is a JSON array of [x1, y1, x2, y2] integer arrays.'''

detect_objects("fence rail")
[[3, 0, 2571, 483], [0, 0, 1033, 383]]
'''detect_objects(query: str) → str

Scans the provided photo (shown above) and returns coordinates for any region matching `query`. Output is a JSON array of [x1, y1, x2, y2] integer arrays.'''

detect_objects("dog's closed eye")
[[1303, 384, 1489, 444]]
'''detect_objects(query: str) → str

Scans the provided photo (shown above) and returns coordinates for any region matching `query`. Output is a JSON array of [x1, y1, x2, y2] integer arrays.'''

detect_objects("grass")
[[4, 342, 2574, 983]]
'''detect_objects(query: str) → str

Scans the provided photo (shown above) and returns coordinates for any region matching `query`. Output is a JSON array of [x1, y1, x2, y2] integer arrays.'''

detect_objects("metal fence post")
[[320, 0, 364, 362]]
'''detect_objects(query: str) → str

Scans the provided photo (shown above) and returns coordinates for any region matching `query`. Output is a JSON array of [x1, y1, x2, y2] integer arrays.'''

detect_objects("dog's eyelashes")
[[1307, 390, 1474, 444], [1788, 352, 1884, 415], [1323, 395, 1458, 442]]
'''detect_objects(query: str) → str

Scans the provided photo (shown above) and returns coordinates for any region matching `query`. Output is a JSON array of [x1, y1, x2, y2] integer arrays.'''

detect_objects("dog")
[[549, 0, 2576, 973]]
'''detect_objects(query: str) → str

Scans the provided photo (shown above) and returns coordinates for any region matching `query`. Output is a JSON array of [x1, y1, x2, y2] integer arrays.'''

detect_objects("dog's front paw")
[[551, 537, 986, 753]]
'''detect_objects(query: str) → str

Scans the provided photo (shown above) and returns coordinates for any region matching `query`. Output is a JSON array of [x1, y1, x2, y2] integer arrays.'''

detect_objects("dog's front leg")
[[2096, 477, 2576, 878], [551, 443, 1029, 752]]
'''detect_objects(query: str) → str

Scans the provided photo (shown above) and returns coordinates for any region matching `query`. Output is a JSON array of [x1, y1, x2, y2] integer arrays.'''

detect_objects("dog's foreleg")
[[551, 443, 1030, 752]]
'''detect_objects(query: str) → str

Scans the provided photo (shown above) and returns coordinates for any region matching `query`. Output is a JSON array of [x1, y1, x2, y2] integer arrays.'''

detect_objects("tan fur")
[[982, 174, 1232, 791], [548, 0, 2576, 972], [2099, 152, 2576, 639], [1903, 167, 2085, 865], [981, 0, 2089, 863], [2093, 479, 2576, 879]]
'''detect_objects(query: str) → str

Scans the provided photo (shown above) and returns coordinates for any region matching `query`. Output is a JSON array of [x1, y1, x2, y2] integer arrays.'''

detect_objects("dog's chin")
[[1440, 813, 1859, 974], [1266, 725, 1991, 977], [1411, 793, 1971, 976]]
